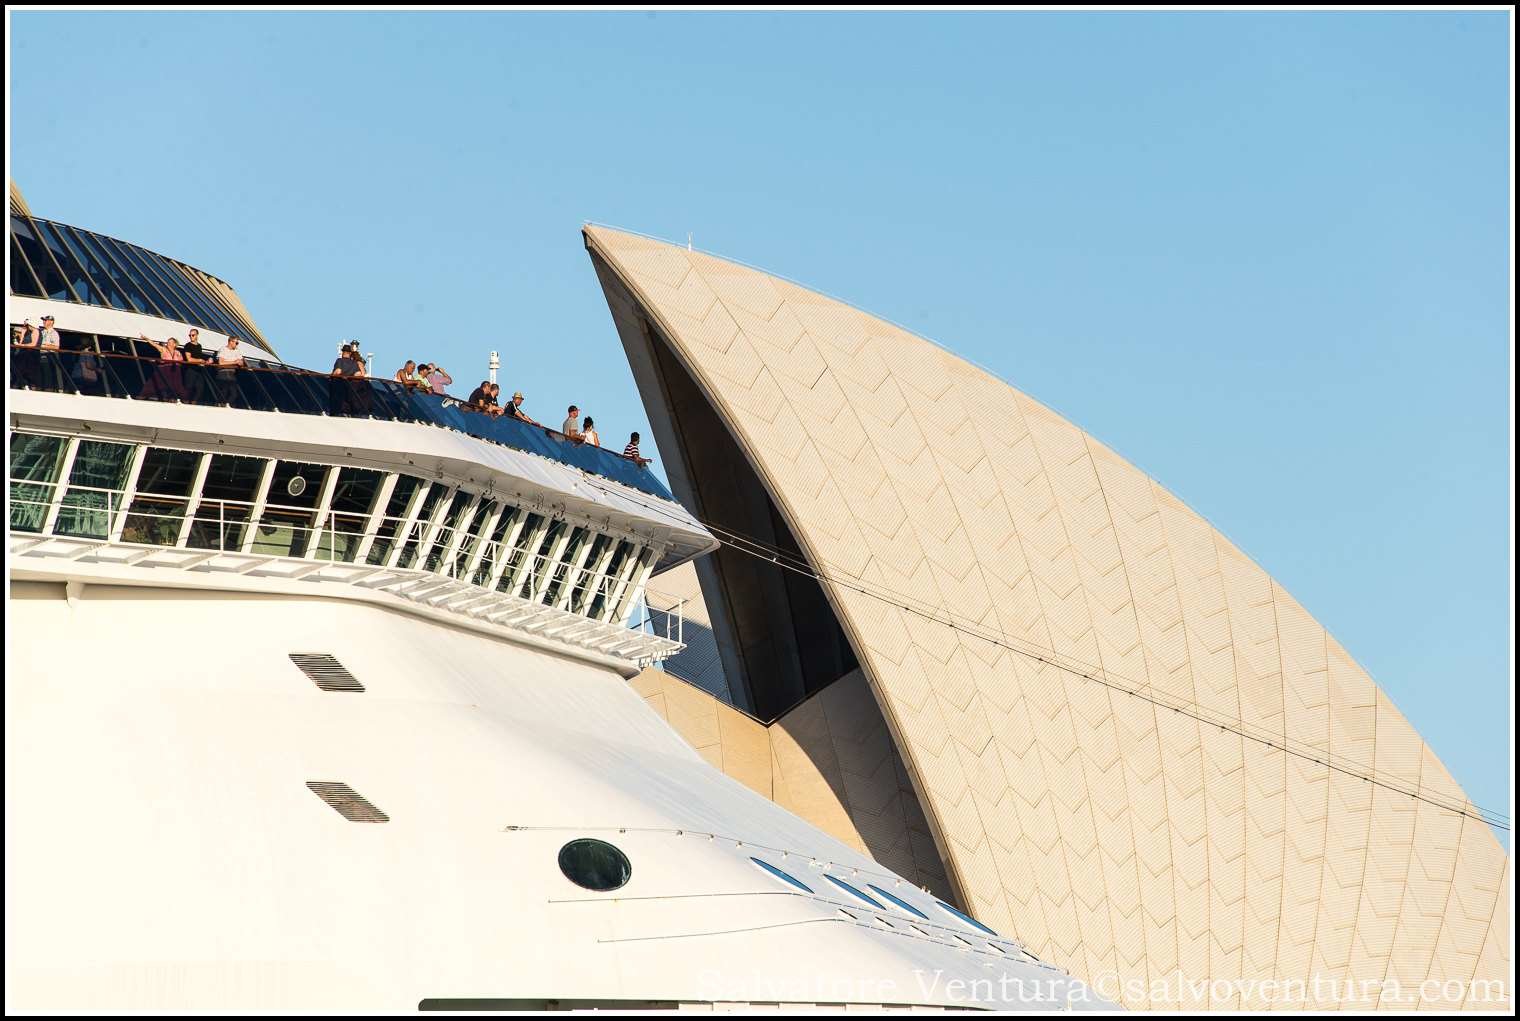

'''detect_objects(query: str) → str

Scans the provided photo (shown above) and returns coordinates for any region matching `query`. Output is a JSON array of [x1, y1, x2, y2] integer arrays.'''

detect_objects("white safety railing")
[[9, 479, 683, 667]]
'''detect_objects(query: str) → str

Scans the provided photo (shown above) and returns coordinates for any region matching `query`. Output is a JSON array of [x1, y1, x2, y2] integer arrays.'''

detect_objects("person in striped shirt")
[[622, 432, 651, 467]]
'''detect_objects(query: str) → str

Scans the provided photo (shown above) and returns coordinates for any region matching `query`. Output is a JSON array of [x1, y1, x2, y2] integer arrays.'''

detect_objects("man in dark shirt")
[[504, 390, 537, 425], [466, 380, 492, 411], [329, 343, 363, 414], [331, 343, 362, 377], [181, 328, 211, 403]]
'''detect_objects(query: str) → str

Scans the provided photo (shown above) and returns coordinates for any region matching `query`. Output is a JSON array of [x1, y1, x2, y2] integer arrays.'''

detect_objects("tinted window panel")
[[55, 440, 136, 538], [187, 454, 266, 550], [122, 447, 202, 545], [9, 433, 67, 532]]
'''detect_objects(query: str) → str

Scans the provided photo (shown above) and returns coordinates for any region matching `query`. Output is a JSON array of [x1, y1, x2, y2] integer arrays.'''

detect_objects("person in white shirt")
[[38, 314, 60, 351], [580, 416, 599, 447], [215, 336, 246, 404]]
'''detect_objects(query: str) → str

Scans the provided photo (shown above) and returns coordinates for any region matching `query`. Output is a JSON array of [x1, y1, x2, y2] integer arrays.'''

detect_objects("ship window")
[[423, 489, 473, 572], [30, 218, 83, 302], [823, 874, 885, 910], [187, 454, 266, 550], [251, 461, 330, 557], [557, 838, 631, 892], [54, 223, 126, 310], [71, 228, 155, 315], [10, 233, 44, 297], [54, 440, 136, 539], [8, 433, 68, 533], [866, 884, 930, 920], [315, 467, 385, 563], [587, 538, 634, 620], [471, 505, 519, 587], [611, 547, 655, 622], [936, 900, 998, 936], [497, 511, 544, 592], [366, 474, 424, 565], [451, 498, 497, 579], [396, 482, 448, 569], [122, 447, 202, 545], [750, 857, 813, 894], [10, 214, 74, 301], [100, 236, 178, 320], [542, 525, 588, 606], [568, 533, 612, 614], [518, 518, 564, 600]]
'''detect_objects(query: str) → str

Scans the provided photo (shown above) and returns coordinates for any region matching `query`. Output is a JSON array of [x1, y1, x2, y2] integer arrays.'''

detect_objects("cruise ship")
[[6, 184, 1509, 1013], [4, 186, 1108, 1012]]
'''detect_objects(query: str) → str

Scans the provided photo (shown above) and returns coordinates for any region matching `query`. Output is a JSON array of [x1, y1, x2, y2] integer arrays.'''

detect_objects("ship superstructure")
[[5, 191, 1104, 1011]]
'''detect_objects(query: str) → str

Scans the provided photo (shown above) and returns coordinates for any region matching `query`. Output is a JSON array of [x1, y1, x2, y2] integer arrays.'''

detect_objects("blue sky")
[[10, 11, 1511, 828]]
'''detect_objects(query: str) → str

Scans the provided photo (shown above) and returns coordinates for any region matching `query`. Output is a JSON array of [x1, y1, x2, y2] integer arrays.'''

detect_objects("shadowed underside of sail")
[[586, 224, 1510, 1011]]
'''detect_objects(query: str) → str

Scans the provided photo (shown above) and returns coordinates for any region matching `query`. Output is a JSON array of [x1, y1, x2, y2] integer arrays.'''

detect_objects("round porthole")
[[557, 838, 631, 892]]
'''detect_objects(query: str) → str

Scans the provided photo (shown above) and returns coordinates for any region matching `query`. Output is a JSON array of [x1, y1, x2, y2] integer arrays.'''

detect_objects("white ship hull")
[[6, 571, 1095, 1011]]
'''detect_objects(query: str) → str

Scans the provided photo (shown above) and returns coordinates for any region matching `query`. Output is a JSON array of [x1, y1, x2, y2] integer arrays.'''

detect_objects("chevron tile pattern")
[[587, 225, 1510, 1011]]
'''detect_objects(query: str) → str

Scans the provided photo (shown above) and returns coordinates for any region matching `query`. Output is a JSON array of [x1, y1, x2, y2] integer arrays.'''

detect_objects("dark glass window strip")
[[118, 235, 240, 339], [41, 221, 106, 308], [11, 213, 77, 301], [10, 234, 43, 297], [72, 228, 159, 316], [94, 234, 179, 319]]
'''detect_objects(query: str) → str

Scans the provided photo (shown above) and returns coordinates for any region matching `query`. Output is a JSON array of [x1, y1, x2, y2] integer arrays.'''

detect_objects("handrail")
[[10, 477, 668, 635], [8, 341, 673, 501]]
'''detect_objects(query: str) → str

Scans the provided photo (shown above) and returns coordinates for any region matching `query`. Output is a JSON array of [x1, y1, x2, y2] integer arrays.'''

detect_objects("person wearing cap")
[[561, 405, 583, 442], [34, 315, 62, 390], [504, 390, 537, 425], [330, 343, 365, 415], [38, 315, 60, 352]]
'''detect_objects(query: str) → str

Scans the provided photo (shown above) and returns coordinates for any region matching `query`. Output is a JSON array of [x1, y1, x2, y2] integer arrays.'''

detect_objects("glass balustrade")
[[9, 340, 674, 501]]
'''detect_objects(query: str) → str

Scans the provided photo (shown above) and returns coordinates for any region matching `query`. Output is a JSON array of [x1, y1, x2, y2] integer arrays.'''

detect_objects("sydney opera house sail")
[[586, 225, 1511, 1010]]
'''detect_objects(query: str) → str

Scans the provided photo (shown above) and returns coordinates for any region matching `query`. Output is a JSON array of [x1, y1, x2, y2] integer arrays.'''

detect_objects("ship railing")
[[631, 586, 688, 649], [8, 478, 682, 654], [7, 341, 672, 501]]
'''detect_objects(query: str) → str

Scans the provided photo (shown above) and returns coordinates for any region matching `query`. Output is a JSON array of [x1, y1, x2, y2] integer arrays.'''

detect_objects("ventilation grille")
[[306, 781, 389, 823], [289, 653, 364, 692]]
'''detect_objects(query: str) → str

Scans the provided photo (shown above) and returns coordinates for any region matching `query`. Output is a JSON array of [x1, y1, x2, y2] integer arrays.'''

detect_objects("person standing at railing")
[[504, 390, 538, 425], [622, 432, 652, 468], [426, 364, 453, 396], [182, 329, 212, 404], [330, 343, 366, 415], [561, 405, 583, 442], [580, 416, 600, 447], [12, 320, 42, 389], [394, 359, 421, 387], [138, 334, 187, 402], [36, 315, 63, 391], [215, 336, 246, 405], [350, 349, 372, 413]]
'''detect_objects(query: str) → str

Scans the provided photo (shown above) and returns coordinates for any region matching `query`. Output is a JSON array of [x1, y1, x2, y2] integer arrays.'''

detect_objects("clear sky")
[[10, 10, 1512, 828]]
